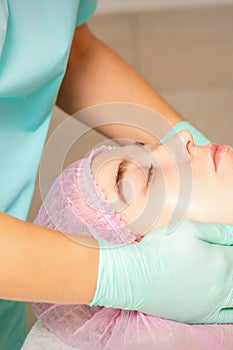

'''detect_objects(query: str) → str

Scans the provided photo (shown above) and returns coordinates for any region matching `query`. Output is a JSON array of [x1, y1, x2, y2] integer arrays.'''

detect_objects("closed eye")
[[147, 164, 154, 183], [115, 159, 129, 203], [135, 142, 154, 185], [135, 141, 145, 147]]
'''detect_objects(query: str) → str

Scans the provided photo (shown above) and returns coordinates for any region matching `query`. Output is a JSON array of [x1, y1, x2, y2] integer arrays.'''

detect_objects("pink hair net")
[[32, 146, 233, 350]]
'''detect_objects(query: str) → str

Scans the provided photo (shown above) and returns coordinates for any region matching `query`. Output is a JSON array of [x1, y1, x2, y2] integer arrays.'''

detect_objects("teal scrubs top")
[[0, 0, 97, 348]]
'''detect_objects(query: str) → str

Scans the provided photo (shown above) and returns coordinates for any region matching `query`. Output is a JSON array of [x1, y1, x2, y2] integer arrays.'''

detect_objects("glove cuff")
[[88, 238, 135, 309], [160, 121, 210, 146]]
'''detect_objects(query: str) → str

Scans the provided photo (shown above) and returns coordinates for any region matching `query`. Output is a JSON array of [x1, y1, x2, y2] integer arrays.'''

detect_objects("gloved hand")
[[89, 220, 233, 324]]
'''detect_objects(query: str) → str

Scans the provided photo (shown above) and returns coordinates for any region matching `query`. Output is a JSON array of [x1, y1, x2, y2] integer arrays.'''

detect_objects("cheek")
[[117, 176, 148, 226], [122, 176, 146, 201], [165, 172, 180, 206], [192, 168, 220, 202], [118, 197, 148, 230]]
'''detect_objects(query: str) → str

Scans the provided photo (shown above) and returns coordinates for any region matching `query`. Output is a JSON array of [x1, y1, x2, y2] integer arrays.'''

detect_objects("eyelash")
[[148, 164, 154, 183], [135, 142, 154, 184], [115, 159, 154, 191], [115, 160, 128, 187], [135, 141, 145, 146]]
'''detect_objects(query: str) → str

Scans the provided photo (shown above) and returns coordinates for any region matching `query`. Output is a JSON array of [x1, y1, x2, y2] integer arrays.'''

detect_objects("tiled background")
[[27, 3, 233, 330]]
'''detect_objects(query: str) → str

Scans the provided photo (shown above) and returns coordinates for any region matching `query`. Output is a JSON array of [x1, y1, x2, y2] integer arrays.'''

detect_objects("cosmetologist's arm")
[[0, 212, 98, 304]]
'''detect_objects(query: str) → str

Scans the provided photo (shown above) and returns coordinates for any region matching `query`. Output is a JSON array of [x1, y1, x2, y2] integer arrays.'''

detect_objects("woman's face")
[[91, 130, 233, 236]]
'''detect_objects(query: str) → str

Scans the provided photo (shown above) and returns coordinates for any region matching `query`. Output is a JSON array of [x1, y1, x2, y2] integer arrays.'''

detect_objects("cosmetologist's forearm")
[[57, 24, 184, 143], [0, 212, 98, 304]]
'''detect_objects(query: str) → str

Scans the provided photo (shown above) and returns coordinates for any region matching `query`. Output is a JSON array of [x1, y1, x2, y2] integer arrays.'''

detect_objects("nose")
[[161, 129, 195, 158], [146, 130, 194, 152], [175, 130, 195, 156], [141, 130, 195, 168]]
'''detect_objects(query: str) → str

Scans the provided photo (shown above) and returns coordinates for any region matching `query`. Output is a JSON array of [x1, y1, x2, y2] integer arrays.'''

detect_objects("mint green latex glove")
[[90, 220, 233, 324], [160, 120, 211, 145]]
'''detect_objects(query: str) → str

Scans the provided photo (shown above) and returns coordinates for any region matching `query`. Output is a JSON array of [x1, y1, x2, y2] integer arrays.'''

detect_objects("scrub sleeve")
[[0, 0, 97, 349]]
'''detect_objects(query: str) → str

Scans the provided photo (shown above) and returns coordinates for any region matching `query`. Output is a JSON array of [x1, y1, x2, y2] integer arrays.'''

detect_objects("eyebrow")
[[115, 159, 130, 204]]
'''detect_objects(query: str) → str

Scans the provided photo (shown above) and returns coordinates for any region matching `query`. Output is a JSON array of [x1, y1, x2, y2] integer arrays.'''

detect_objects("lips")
[[214, 145, 228, 170], [210, 143, 228, 171]]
